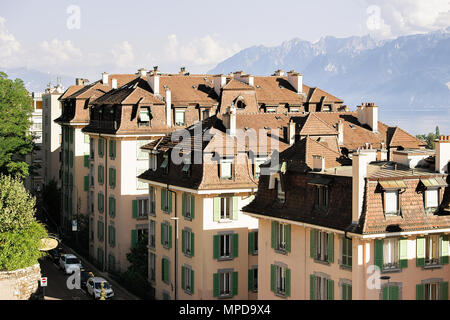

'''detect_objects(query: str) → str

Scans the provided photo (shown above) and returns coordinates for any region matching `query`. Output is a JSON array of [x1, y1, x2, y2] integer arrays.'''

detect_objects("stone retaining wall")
[[0, 264, 41, 300]]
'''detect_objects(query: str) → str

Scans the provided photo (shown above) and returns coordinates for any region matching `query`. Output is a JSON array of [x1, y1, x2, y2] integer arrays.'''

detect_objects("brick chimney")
[[102, 72, 109, 85], [223, 105, 237, 137], [213, 74, 227, 96], [287, 120, 296, 146], [337, 120, 344, 145], [352, 152, 370, 223], [357, 102, 378, 132], [148, 67, 160, 96], [137, 68, 147, 78], [287, 70, 303, 94], [241, 74, 254, 86], [435, 135, 450, 173], [273, 69, 285, 76], [111, 78, 117, 89]]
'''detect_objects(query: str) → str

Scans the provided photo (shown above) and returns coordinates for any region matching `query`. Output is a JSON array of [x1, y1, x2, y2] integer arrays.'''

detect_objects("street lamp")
[[380, 275, 391, 300]]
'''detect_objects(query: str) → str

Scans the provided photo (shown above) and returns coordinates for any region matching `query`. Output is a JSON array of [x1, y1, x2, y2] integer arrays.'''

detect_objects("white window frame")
[[219, 271, 232, 297], [149, 220, 156, 249], [425, 235, 440, 266], [138, 198, 149, 217], [149, 187, 156, 215], [219, 234, 232, 259], [220, 158, 233, 180], [220, 197, 232, 221], [385, 190, 399, 215], [184, 229, 192, 256], [149, 253, 156, 282], [383, 238, 399, 269], [425, 282, 440, 300], [175, 109, 186, 126], [315, 231, 329, 262], [276, 265, 286, 295]]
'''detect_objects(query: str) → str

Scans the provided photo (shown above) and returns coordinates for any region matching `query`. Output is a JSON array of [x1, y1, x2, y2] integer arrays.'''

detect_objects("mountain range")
[[210, 28, 450, 135]]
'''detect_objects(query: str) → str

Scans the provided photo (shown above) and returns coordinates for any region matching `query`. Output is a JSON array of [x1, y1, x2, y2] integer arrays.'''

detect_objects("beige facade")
[[145, 182, 259, 300]]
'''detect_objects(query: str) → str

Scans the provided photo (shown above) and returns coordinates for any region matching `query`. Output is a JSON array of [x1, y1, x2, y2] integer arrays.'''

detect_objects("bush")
[[0, 174, 47, 271], [116, 270, 154, 300]]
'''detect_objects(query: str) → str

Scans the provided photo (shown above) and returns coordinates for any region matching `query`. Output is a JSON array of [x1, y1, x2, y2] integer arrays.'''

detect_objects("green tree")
[[126, 232, 148, 278], [0, 174, 47, 271], [41, 179, 62, 229], [0, 72, 34, 178], [436, 126, 440, 138]]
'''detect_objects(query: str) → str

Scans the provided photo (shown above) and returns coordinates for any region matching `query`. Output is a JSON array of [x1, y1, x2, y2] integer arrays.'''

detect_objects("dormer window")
[[220, 158, 233, 180], [275, 178, 285, 203], [138, 107, 151, 127], [175, 109, 186, 126], [378, 180, 406, 216], [420, 177, 447, 213], [236, 100, 245, 109]]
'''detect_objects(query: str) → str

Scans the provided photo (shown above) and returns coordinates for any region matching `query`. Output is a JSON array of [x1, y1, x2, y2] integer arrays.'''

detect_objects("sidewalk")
[[59, 242, 141, 300]]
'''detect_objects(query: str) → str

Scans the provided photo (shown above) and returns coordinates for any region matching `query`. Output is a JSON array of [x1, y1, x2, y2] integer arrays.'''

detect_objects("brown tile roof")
[[297, 113, 338, 136], [253, 77, 304, 106], [223, 79, 254, 91], [58, 85, 83, 100], [387, 126, 425, 149]]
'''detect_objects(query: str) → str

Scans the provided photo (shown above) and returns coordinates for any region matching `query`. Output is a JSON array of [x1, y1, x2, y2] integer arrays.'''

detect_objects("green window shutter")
[[98, 193, 104, 213], [310, 275, 316, 300], [285, 268, 291, 297], [270, 265, 276, 292], [84, 154, 89, 167], [181, 266, 185, 290], [132, 200, 138, 219], [327, 279, 334, 300], [161, 259, 165, 281], [168, 192, 172, 213], [374, 239, 384, 270], [400, 238, 408, 268], [249, 232, 255, 254], [165, 260, 170, 283], [232, 196, 239, 220], [285, 224, 291, 253], [191, 232, 195, 257], [190, 195, 195, 219], [232, 233, 239, 258], [109, 168, 115, 188], [191, 270, 194, 294], [232, 272, 238, 296], [328, 233, 334, 263], [248, 269, 254, 291], [97, 221, 101, 241], [271, 221, 276, 249], [416, 237, 425, 267], [213, 235, 219, 259], [213, 197, 220, 221], [161, 189, 165, 211], [168, 225, 172, 249], [84, 176, 89, 191], [112, 227, 116, 247], [310, 229, 316, 258], [181, 230, 185, 254], [131, 230, 138, 249], [182, 193, 186, 217], [416, 284, 425, 300], [441, 235, 449, 265], [441, 281, 448, 300], [213, 273, 219, 297], [161, 223, 164, 245], [109, 197, 115, 218], [382, 287, 389, 300], [98, 138, 104, 157], [390, 285, 399, 300]]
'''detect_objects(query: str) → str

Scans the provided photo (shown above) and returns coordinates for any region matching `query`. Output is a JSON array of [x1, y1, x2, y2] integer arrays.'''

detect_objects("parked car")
[[80, 269, 94, 288], [86, 277, 114, 300], [48, 247, 64, 264], [59, 254, 82, 275]]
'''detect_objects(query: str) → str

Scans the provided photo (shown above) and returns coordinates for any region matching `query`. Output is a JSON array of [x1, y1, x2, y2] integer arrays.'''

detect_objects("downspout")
[[103, 134, 108, 272], [168, 183, 178, 300]]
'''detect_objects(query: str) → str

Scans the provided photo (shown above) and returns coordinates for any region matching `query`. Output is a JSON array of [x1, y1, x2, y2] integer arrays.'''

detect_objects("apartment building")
[[24, 92, 44, 194], [54, 73, 134, 235], [42, 83, 64, 187], [243, 111, 450, 300]]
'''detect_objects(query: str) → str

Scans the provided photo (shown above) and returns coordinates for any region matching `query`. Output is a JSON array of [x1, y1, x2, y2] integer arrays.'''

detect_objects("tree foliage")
[[0, 174, 47, 271], [416, 126, 442, 150], [0, 72, 34, 178], [126, 232, 148, 278]]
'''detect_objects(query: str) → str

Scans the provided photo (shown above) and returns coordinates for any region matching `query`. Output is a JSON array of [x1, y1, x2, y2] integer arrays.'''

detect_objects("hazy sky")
[[0, 0, 449, 80]]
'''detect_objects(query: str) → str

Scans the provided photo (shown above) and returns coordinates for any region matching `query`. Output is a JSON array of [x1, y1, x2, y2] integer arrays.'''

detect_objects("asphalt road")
[[38, 257, 91, 300]]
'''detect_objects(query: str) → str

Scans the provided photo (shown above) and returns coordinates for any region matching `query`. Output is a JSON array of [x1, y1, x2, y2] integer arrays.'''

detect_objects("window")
[[182, 193, 195, 219], [219, 271, 232, 297], [342, 283, 352, 300], [220, 234, 232, 259], [213, 233, 238, 260], [182, 266, 194, 294], [276, 178, 285, 202], [109, 140, 116, 159], [382, 285, 400, 300], [175, 109, 186, 126], [98, 138, 104, 157], [220, 159, 233, 180], [149, 187, 156, 215], [109, 168, 116, 189], [90, 139, 95, 159], [149, 154, 157, 171], [249, 231, 258, 255], [425, 282, 440, 300], [161, 188, 172, 213], [213, 270, 238, 298], [108, 226, 116, 247], [385, 190, 400, 215], [161, 222, 172, 249], [149, 253, 156, 282], [266, 108, 276, 113], [161, 154, 169, 174], [213, 196, 238, 222], [90, 164, 94, 186], [220, 197, 232, 220], [425, 235, 440, 266], [182, 229, 194, 257], [202, 109, 210, 120], [383, 238, 399, 270], [425, 189, 439, 212], [315, 186, 329, 209], [98, 165, 104, 185], [138, 198, 149, 218], [311, 275, 334, 300], [341, 237, 352, 268], [149, 220, 156, 249], [161, 258, 170, 284], [98, 193, 104, 213], [276, 265, 287, 295], [311, 230, 333, 262], [254, 158, 267, 179], [249, 267, 258, 292], [272, 222, 291, 253], [138, 108, 151, 127]]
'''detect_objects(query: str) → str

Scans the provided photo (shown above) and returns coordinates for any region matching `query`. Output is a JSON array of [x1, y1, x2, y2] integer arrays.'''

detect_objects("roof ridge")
[[306, 136, 341, 156]]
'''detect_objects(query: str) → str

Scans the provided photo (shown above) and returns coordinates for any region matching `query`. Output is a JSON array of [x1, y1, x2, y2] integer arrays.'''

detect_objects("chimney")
[[337, 120, 344, 145], [287, 70, 303, 94], [312, 155, 325, 172], [287, 120, 296, 146], [165, 87, 172, 128], [352, 152, 370, 223], [213, 74, 227, 96], [179, 67, 187, 75], [224, 105, 237, 137], [435, 135, 450, 173], [148, 68, 160, 96], [241, 74, 254, 86], [380, 142, 388, 161], [111, 78, 118, 90], [357, 102, 378, 132], [273, 69, 285, 76], [75, 78, 84, 86], [137, 68, 147, 78], [102, 72, 109, 85]]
